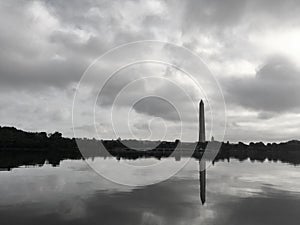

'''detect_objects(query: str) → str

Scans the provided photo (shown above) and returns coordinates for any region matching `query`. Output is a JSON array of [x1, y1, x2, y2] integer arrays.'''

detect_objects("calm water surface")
[[0, 158, 299, 225]]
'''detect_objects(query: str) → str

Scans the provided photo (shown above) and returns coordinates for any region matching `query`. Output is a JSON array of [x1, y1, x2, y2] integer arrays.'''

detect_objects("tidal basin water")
[[0, 157, 299, 225]]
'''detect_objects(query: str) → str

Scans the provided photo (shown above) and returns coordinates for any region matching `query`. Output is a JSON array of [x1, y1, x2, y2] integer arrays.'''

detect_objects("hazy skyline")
[[1, 0, 300, 143]]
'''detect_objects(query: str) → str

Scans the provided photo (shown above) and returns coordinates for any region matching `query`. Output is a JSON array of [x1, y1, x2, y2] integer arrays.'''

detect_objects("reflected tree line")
[[0, 126, 300, 170]]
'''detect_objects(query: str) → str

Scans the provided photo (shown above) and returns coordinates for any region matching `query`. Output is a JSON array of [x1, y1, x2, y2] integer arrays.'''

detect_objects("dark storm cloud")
[[95, 65, 200, 124], [133, 122, 149, 131], [223, 56, 300, 115], [0, 0, 158, 92], [133, 96, 180, 121], [183, 0, 247, 29], [181, 0, 300, 64], [0, 1, 86, 90], [2, 0, 299, 92], [182, 0, 300, 29], [0, 55, 86, 90], [96, 67, 148, 107], [1, 0, 300, 91], [44, 0, 159, 54]]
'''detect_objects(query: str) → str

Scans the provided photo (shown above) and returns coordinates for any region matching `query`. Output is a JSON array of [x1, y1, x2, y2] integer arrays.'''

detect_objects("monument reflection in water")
[[199, 160, 206, 204]]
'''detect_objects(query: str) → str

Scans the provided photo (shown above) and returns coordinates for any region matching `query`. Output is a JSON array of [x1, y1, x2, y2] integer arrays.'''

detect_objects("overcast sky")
[[1, 0, 300, 143]]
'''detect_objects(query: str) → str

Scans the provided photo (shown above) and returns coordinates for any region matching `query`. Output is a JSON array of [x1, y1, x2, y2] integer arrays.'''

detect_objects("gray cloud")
[[223, 56, 300, 115], [133, 96, 180, 121], [182, 0, 300, 30], [2, 0, 300, 90]]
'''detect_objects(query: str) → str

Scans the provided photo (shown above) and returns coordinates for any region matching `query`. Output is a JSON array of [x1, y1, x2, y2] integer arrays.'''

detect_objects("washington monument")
[[199, 100, 206, 142]]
